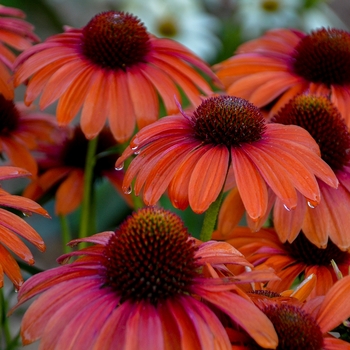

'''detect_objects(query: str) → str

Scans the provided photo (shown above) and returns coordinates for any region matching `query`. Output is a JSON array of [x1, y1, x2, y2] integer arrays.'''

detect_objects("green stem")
[[79, 137, 98, 239], [199, 191, 224, 242], [59, 214, 71, 253], [0, 289, 11, 346]]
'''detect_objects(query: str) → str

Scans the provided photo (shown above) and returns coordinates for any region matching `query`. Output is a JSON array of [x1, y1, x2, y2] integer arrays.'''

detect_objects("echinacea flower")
[[116, 95, 337, 219], [270, 94, 350, 249], [213, 227, 350, 299], [24, 126, 131, 216], [231, 274, 350, 349], [0, 166, 49, 289], [214, 27, 350, 125], [14, 10, 218, 142], [0, 94, 58, 176], [13, 207, 278, 349], [0, 5, 39, 99]]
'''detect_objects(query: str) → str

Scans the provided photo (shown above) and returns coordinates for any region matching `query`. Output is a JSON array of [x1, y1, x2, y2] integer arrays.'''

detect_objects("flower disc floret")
[[292, 28, 350, 86], [82, 11, 151, 70], [103, 207, 198, 305], [193, 96, 266, 147], [272, 94, 350, 171], [261, 303, 323, 350], [0, 94, 20, 134]]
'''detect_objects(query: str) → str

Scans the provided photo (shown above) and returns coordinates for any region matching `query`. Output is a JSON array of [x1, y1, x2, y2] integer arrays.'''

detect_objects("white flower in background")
[[120, 0, 221, 62], [235, 0, 303, 39], [301, 2, 348, 32]]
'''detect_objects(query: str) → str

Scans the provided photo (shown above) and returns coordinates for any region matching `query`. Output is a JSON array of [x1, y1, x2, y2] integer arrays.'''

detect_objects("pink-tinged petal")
[[94, 301, 133, 349], [322, 337, 350, 350], [249, 73, 302, 107], [273, 193, 306, 243], [80, 70, 109, 139], [124, 302, 164, 350], [133, 138, 194, 195], [14, 47, 77, 86], [331, 85, 350, 126], [316, 275, 350, 333], [30, 282, 104, 348], [16, 268, 100, 307], [231, 147, 268, 220], [56, 65, 94, 124], [194, 287, 278, 349], [150, 56, 205, 107], [130, 114, 192, 147], [180, 296, 232, 350], [0, 243, 23, 289], [127, 66, 159, 128], [152, 52, 213, 94], [141, 63, 180, 114], [0, 208, 45, 251], [1, 137, 38, 176], [305, 266, 335, 298], [189, 145, 229, 214], [305, 183, 350, 250], [0, 225, 34, 263], [169, 144, 211, 210], [196, 240, 250, 267], [217, 187, 245, 237], [108, 69, 135, 143], [58, 293, 117, 349], [55, 169, 84, 215], [39, 60, 87, 109], [142, 141, 198, 205], [0, 190, 49, 217], [242, 144, 300, 209]]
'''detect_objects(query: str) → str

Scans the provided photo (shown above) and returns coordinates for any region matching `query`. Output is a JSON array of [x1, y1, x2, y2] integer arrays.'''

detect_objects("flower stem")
[[0, 289, 11, 346], [59, 214, 71, 253], [199, 191, 224, 242], [79, 136, 98, 239]]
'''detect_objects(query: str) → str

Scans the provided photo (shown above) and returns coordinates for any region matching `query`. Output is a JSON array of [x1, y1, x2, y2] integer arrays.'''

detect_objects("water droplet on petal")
[[22, 212, 32, 217], [115, 162, 124, 171], [123, 186, 132, 194], [131, 145, 138, 151], [307, 201, 315, 209], [283, 204, 291, 211], [133, 150, 140, 155]]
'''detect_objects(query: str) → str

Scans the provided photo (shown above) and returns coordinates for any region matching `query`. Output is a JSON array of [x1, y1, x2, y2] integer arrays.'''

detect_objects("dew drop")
[[123, 186, 132, 194], [131, 145, 138, 151], [22, 212, 32, 217], [283, 204, 291, 211], [115, 162, 124, 171], [307, 201, 315, 209]]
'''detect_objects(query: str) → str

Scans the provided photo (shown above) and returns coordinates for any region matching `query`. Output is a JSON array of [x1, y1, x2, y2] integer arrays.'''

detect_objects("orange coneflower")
[[13, 207, 278, 349], [24, 126, 131, 216], [213, 227, 350, 299], [270, 94, 350, 250], [116, 95, 337, 219], [0, 5, 39, 99], [236, 275, 350, 349], [0, 95, 58, 176], [13, 11, 218, 142], [214, 27, 350, 125], [0, 166, 49, 289]]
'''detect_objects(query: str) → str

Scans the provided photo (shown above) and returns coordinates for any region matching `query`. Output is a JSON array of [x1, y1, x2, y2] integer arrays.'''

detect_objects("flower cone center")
[[261, 0, 279, 12], [0, 95, 19, 134], [271, 94, 350, 171], [261, 303, 323, 349], [82, 11, 151, 70], [192, 96, 266, 147], [284, 231, 348, 266], [292, 28, 350, 86], [103, 207, 198, 305]]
